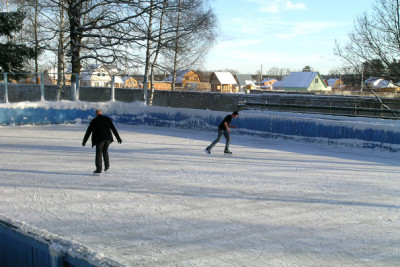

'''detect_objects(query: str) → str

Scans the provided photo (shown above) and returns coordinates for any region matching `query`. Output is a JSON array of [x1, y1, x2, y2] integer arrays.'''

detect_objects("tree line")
[[3, 0, 400, 98], [0, 0, 217, 102]]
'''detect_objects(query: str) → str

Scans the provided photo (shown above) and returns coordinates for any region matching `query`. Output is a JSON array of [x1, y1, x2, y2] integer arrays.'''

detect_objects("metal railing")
[[238, 100, 400, 119], [0, 72, 81, 103], [0, 72, 149, 103]]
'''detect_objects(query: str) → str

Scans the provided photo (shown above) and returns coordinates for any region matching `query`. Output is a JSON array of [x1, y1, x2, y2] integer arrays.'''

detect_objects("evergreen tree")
[[0, 10, 37, 72], [362, 59, 386, 78]]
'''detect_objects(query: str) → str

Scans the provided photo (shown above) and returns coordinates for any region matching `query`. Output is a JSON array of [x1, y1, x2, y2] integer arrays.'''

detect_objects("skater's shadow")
[[0, 169, 89, 177]]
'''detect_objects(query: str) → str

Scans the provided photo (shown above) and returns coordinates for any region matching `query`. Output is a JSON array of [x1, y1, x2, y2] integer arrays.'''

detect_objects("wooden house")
[[123, 77, 139, 88], [272, 72, 330, 91], [210, 72, 238, 93], [164, 70, 201, 87]]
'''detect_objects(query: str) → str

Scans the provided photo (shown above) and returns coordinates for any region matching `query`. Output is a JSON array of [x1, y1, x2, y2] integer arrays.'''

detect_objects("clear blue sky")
[[204, 0, 376, 75]]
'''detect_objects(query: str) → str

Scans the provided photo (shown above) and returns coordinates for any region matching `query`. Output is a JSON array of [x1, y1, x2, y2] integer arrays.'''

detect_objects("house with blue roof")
[[272, 72, 330, 91]]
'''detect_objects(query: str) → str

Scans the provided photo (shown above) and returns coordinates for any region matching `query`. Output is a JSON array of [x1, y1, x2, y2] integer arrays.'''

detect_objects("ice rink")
[[0, 124, 399, 266]]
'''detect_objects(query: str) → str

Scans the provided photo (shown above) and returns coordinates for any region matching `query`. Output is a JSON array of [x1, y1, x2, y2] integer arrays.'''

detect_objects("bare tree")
[[136, 0, 174, 103], [148, 0, 168, 105], [335, 0, 399, 115], [266, 67, 290, 80], [169, 0, 181, 91], [335, 0, 400, 80], [22, 0, 42, 74], [3, 0, 217, 104], [56, 0, 66, 100], [161, 0, 217, 90], [138, 0, 216, 102], [142, 0, 155, 102], [43, 0, 156, 83]]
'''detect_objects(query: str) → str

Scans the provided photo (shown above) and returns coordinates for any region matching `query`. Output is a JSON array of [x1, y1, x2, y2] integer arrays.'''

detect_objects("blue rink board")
[[0, 221, 95, 267], [1, 107, 399, 149]]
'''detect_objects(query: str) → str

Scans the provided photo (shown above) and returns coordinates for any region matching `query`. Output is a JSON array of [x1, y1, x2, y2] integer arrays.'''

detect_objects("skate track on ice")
[[0, 124, 399, 266]]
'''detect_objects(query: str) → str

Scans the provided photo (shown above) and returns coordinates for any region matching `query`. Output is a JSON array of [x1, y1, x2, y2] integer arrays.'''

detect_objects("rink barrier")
[[0, 221, 95, 267], [0, 107, 94, 125], [0, 106, 399, 150], [114, 111, 400, 149]]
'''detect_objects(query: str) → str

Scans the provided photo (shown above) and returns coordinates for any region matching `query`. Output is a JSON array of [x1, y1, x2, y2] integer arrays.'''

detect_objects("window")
[[315, 78, 319, 83]]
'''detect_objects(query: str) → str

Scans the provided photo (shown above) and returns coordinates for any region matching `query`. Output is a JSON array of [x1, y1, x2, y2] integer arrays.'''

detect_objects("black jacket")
[[83, 115, 121, 147], [218, 115, 232, 130]]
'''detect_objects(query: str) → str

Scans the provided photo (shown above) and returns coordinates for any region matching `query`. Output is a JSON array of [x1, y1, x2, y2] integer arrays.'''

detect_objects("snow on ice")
[[0, 120, 399, 266]]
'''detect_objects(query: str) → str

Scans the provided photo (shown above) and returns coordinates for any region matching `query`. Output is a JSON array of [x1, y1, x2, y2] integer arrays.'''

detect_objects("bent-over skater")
[[205, 111, 239, 155], [82, 109, 122, 174]]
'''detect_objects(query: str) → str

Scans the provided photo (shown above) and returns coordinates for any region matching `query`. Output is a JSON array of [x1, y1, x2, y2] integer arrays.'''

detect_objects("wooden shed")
[[123, 77, 139, 88], [210, 72, 238, 93]]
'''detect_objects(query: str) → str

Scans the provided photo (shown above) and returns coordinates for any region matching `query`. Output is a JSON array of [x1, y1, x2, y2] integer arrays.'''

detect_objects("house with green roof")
[[273, 72, 330, 91]]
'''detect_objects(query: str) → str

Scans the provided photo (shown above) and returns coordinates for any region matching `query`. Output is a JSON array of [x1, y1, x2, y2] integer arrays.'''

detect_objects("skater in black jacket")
[[205, 111, 239, 155], [82, 109, 122, 174]]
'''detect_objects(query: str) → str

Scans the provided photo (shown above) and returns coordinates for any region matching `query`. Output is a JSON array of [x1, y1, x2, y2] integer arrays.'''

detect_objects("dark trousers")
[[95, 140, 111, 172], [207, 129, 231, 152]]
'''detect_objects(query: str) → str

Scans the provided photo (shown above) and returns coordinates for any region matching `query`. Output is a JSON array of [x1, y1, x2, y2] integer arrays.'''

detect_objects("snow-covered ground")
[[0, 124, 399, 266]]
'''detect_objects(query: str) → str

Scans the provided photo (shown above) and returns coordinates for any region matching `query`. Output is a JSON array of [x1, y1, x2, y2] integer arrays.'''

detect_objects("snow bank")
[[1, 100, 400, 150]]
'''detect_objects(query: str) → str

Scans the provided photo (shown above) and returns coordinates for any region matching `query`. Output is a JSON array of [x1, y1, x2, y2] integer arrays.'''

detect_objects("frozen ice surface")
[[0, 124, 399, 266]]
